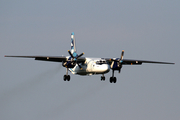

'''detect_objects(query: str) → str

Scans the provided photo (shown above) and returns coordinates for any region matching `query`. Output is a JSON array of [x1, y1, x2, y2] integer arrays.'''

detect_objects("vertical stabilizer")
[[71, 32, 76, 54]]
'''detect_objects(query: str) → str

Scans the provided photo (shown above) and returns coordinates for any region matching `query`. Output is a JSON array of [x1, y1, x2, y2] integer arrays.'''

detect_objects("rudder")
[[71, 32, 76, 54]]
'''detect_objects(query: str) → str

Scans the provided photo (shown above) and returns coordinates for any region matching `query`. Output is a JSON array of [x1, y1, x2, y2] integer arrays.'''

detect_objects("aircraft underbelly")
[[76, 71, 106, 76]]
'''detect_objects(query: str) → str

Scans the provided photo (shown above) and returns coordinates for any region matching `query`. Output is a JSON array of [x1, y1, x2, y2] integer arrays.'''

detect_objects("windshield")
[[96, 60, 107, 65]]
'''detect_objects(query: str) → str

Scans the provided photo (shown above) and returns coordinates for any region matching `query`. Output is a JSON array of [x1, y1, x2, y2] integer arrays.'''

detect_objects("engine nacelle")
[[110, 60, 122, 73], [62, 61, 76, 68]]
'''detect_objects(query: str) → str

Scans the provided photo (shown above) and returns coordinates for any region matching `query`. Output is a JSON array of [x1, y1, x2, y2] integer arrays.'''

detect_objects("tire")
[[63, 75, 66, 81], [110, 77, 113, 83], [101, 76, 105, 81], [67, 75, 70, 81], [114, 77, 117, 83]]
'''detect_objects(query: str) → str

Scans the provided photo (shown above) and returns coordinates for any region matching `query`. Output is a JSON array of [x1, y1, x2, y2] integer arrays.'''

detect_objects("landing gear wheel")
[[110, 77, 113, 83], [63, 75, 70, 81], [109, 77, 117, 83], [113, 77, 117, 83], [67, 75, 70, 81], [63, 75, 67, 81], [101, 76, 105, 81]]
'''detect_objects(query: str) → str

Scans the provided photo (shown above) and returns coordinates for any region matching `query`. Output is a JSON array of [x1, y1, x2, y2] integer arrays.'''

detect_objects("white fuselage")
[[69, 58, 110, 75]]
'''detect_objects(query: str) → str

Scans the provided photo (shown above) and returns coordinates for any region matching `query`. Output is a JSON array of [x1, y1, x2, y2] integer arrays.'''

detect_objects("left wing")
[[105, 58, 174, 65], [122, 59, 174, 65]]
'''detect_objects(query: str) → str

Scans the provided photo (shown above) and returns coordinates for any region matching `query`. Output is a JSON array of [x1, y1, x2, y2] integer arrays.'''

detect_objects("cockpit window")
[[96, 60, 107, 65]]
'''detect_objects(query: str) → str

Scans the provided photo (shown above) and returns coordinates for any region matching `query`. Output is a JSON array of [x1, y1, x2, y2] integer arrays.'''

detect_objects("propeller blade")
[[68, 50, 74, 58], [77, 52, 84, 59], [77, 63, 83, 70], [120, 50, 124, 61], [110, 59, 119, 62]]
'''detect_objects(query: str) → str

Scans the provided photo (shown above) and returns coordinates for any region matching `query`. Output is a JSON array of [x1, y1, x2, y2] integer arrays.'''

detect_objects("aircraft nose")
[[103, 64, 110, 73]]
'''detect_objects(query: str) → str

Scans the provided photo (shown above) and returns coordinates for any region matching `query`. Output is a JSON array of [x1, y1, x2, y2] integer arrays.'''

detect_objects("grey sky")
[[1, 0, 180, 120]]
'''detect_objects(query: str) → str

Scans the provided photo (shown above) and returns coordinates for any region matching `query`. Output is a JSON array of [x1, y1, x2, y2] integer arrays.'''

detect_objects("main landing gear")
[[110, 70, 117, 83], [110, 77, 116, 83], [64, 75, 70, 81], [64, 68, 70, 81]]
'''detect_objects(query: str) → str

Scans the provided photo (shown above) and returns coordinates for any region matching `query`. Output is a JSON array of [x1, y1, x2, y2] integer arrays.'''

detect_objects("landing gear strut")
[[101, 74, 105, 81], [110, 70, 117, 83], [64, 68, 70, 81]]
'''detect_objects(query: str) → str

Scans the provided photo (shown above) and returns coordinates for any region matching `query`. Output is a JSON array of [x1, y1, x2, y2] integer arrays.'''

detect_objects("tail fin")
[[71, 32, 76, 54]]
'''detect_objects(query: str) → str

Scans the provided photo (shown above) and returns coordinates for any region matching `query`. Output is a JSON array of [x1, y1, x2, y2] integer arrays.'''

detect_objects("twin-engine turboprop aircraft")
[[5, 32, 174, 83]]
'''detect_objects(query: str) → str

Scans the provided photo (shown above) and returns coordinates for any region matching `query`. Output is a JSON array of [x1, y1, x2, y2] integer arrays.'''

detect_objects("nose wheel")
[[101, 74, 105, 81]]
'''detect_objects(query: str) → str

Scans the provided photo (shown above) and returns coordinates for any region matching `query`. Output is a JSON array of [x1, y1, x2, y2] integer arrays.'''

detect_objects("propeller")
[[110, 50, 124, 73], [67, 50, 84, 69]]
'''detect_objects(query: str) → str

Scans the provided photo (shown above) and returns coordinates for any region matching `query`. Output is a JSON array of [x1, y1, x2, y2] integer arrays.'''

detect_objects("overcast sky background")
[[1, 0, 180, 120]]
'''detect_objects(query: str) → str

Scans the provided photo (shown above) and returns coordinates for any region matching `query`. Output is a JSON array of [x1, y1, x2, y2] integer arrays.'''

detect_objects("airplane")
[[5, 32, 174, 83]]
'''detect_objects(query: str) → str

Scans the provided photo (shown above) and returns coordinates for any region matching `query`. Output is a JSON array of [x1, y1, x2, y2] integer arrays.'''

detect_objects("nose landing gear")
[[101, 74, 105, 81]]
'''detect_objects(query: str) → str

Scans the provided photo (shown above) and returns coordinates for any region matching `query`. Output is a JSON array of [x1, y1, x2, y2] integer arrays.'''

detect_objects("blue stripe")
[[69, 68, 74, 72]]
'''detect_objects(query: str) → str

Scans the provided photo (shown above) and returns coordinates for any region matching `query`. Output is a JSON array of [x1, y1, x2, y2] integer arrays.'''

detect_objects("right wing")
[[5, 55, 67, 62]]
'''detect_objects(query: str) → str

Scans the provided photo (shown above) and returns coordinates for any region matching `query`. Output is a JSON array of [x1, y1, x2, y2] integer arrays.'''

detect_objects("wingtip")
[[168, 62, 175, 64]]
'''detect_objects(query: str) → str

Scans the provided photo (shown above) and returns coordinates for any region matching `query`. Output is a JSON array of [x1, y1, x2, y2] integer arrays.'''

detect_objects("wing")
[[5, 55, 86, 63], [4, 55, 86, 63], [105, 58, 174, 65], [122, 59, 174, 65], [5, 55, 67, 62]]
